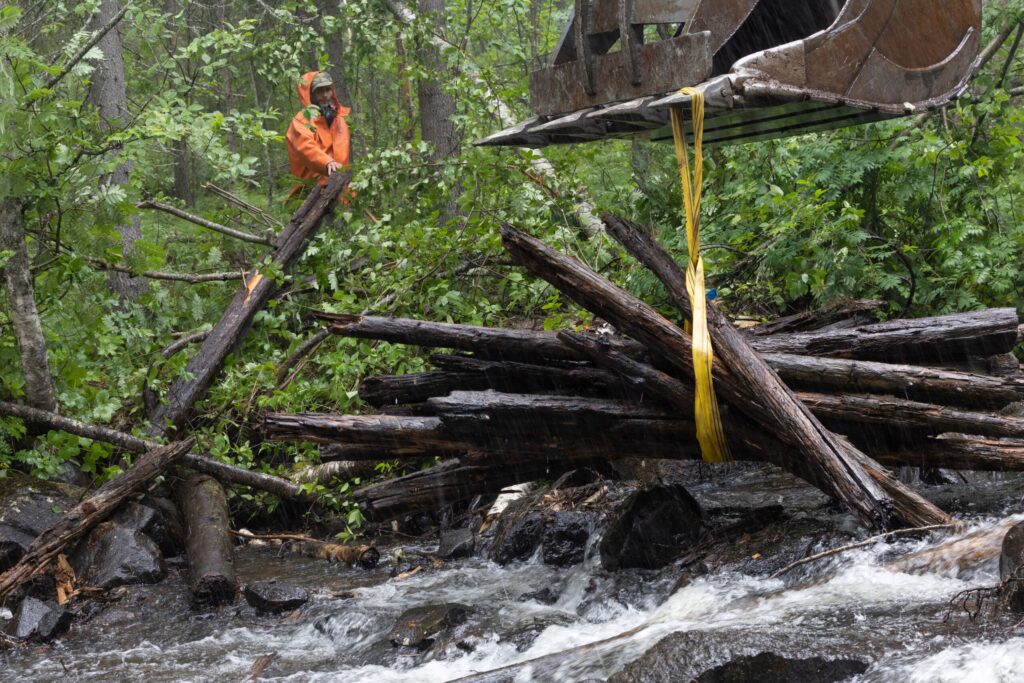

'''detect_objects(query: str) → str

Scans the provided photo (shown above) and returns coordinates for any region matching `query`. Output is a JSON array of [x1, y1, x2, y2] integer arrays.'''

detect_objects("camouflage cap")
[[311, 71, 334, 91]]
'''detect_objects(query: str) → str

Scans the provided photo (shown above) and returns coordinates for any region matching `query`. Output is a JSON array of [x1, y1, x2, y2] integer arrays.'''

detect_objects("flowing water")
[[3, 469, 1024, 682]]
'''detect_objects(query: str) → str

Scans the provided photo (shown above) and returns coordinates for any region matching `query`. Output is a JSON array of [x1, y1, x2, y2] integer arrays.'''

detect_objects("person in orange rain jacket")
[[285, 70, 351, 200]]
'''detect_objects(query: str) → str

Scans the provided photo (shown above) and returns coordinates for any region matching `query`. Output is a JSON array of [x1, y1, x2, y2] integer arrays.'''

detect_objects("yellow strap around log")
[[670, 88, 731, 464]]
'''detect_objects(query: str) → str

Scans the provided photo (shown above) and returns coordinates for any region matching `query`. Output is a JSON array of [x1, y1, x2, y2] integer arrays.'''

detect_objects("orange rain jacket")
[[285, 71, 351, 187]]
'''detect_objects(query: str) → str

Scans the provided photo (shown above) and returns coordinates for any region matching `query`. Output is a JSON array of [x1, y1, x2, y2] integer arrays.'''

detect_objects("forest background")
[[1, 0, 1023, 529]]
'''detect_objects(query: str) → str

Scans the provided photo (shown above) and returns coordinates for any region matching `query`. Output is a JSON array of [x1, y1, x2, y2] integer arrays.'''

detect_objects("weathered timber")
[[350, 458, 599, 522], [0, 439, 193, 605], [766, 353, 1024, 410], [558, 331, 951, 528], [176, 474, 237, 608], [431, 353, 633, 398], [327, 311, 1022, 411], [318, 311, 646, 361], [872, 435, 1024, 471], [754, 307, 1019, 362], [319, 443, 451, 462], [797, 392, 1024, 439], [264, 413, 471, 450], [748, 300, 885, 336], [503, 223, 897, 528], [359, 371, 489, 407], [149, 172, 351, 437], [0, 401, 313, 504]]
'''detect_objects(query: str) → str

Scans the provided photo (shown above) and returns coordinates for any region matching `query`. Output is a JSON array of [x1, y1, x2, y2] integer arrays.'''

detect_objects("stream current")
[[3, 467, 1024, 682]]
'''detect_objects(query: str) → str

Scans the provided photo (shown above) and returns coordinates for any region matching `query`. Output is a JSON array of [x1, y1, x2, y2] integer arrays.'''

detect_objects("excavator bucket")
[[477, 0, 983, 148]]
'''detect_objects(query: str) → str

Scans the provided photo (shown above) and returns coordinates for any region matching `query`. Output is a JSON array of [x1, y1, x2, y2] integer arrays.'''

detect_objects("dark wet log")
[[264, 413, 472, 450], [752, 308, 1020, 362], [766, 353, 1024, 410], [175, 474, 237, 608], [0, 401, 313, 504], [504, 223, 899, 529], [431, 354, 633, 397], [319, 443, 449, 462], [359, 371, 489, 407], [149, 172, 351, 437], [748, 300, 885, 336], [318, 311, 645, 361], [872, 435, 1024, 471], [351, 458, 599, 522], [798, 392, 1024, 439], [557, 331, 950, 528], [0, 439, 193, 605]]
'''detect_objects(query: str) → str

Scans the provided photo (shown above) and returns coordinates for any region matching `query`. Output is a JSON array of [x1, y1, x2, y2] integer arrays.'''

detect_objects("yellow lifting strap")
[[670, 88, 731, 464]]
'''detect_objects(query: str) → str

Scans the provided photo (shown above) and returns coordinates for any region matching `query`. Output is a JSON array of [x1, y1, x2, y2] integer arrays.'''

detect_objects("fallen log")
[[502, 223, 901, 528], [149, 171, 351, 437], [0, 439, 194, 605], [872, 434, 1024, 471], [747, 299, 885, 336], [558, 330, 951, 527], [359, 371, 490, 407], [0, 401, 314, 504], [263, 413, 472, 450], [176, 474, 237, 608], [752, 307, 1020, 362]]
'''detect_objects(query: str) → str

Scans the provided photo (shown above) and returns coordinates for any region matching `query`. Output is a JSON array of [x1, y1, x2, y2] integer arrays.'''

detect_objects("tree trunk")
[[748, 299, 885, 336], [176, 474, 237, 608], [0, 198, 58, 413], [148, 172, 350, 437], [89, 0, 145, 300], [0, 439, 193, 605]]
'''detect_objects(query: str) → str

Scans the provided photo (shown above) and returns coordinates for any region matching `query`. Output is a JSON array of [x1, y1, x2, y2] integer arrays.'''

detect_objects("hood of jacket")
[[296, 71, 351, 117]]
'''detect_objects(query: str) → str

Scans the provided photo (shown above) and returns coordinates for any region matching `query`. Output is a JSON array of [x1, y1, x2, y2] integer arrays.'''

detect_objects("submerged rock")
[[71, 521, 165, 589], [694, 652, 868, 682], [388, 603, 471, 648], [1000, 521, 1024, 611], [243, 581, 309, 614], [4, 596, 72, 642], [599, 484, 702, 570], [437, 528, 475, 560]]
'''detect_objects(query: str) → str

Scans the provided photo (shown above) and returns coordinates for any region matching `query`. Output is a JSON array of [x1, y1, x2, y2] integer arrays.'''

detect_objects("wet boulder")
[[490, 511, 546, 565], [694, 652, 868, 682], [599, 484, 702, 570], [4, 596, 72, 642], [518, 587, 559, 605], [71, 521, 165, 589], [388, 603, 471, 648], [0, 472, 79, 572], [437, 528, 475, 560], [1000, 521, 1024, 611], [243, 581, 309, 614], [113, 497, 184, 556], [541, 511, 594, 566]]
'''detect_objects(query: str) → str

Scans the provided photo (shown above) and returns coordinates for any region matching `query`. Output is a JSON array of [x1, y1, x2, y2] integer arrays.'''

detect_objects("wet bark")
[[748, 299, 885, 336], [501, 223, 897, 529], [0, 198, 59, 413], [148, 172, 350, 437], [0, 439, 193, 606], [175, 474, 236, 608]]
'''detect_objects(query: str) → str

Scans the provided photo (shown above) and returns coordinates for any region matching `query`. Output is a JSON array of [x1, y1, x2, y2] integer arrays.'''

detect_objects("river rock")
[[0, 472, 79, 572], [490, 511, 545, 565], [388, 603, 471, 648], [437, 528, 475, 559], [243, 581, 309, 614], [113, 497, 184, 556], [694, 652, 868, 682], [542, 511, 594, 566], [1000, 520, 1024, 611], [4, 596, 72, 642], [71, 521, 165, 589], [599, 484, 702, 570]]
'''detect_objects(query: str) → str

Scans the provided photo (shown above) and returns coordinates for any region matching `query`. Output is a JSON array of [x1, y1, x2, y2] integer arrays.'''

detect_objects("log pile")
[[265, 215, 1024, 531]]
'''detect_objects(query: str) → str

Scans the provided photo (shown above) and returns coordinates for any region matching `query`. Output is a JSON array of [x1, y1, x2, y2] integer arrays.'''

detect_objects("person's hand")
[[326, 160, 341, 175]]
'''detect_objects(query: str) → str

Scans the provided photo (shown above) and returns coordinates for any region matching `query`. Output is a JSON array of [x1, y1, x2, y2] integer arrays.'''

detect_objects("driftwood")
[[0, 401, 314, 504], [176, 474, 237, 607], [501, 224, 905, 528], [149, 171, 351, 437], [0, 439, 194, 605]]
